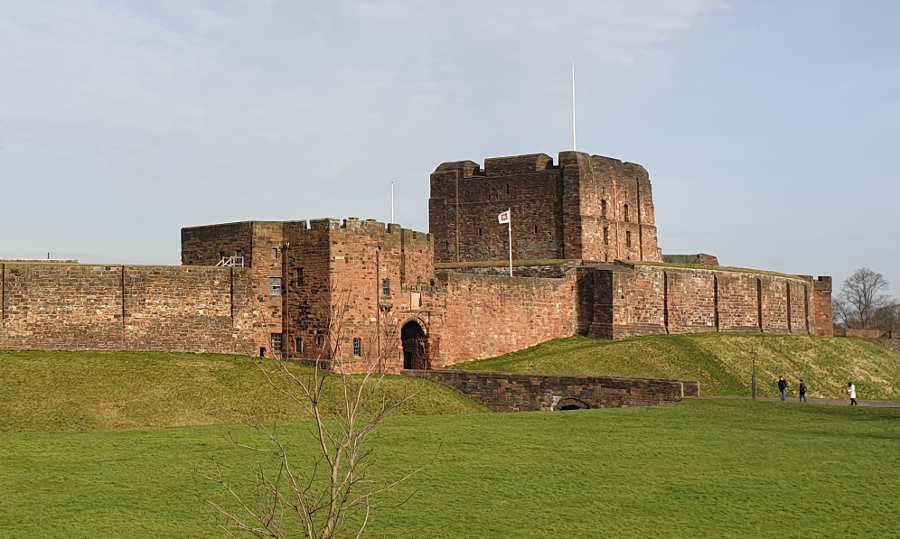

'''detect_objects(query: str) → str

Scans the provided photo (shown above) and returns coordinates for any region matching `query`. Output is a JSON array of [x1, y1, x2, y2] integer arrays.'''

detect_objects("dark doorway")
[[401, 320, 428, 370], [556, 398, 590, 411]]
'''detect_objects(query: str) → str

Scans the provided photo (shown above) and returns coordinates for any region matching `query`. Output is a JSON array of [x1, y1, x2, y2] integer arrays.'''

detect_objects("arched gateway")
[[401, 320, 429, 370]]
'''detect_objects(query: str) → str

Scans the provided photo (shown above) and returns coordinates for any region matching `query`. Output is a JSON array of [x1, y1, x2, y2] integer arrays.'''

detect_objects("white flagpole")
[[507, 208, 513, 277], [571, 62, 577, 151], [390, 180, 396, 223]]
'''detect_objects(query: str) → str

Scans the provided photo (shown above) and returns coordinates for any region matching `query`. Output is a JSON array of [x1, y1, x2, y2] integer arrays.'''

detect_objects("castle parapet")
[[434, 160, 482, 177], [814, 275, 833, 291], [483, 153, 553, 176]]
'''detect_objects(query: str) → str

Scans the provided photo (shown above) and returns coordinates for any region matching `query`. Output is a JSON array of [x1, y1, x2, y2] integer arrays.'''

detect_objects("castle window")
[[601, 200, 608, 219], [269, 277, 283, 296], [382, 278, 391, 297], [534, 225, 538, 235], [315, 330, 325, 348], [295, 337, 304, 355], [352, 337, 362, 357], [272, 246, 279, 259], [626, 230, 632, 248], [295, 267, 304, 286], [603, 226, 609, 245], [506, 183, 510, 195], [478, 227, 483, 237], [624, 204, 630, 222], [271, 333, 283, 353]]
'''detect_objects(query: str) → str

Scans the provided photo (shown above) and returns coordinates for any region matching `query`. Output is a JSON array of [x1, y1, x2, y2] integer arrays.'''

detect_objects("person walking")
[[798, 379, 808, 403], [777, 376, 788, 402], [847, 382, 858, 406]]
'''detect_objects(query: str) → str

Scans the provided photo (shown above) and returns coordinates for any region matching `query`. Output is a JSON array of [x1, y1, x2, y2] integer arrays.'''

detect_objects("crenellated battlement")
[[434, 160, 482, 177], [483, 153, 554, 176], [814, 275, 833, 291]]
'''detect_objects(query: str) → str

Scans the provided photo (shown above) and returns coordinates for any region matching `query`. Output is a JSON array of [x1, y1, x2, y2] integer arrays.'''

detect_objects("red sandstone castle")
[[0, 151, 833, 371]]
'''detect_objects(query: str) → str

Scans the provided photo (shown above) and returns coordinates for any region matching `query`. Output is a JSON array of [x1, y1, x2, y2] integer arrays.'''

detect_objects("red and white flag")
[[498, 209, 511, 224]]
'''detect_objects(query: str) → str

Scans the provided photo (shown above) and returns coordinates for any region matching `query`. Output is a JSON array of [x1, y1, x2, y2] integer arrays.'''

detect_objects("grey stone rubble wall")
[[405, 369, 699, 412]]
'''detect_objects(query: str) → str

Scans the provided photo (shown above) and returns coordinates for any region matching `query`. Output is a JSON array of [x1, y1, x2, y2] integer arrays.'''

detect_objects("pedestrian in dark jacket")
[[777, 376, 788, 401], [798, 379, 808, 403]]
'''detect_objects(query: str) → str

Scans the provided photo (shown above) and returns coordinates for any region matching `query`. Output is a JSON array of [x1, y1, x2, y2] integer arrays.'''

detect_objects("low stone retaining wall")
[[404, 369, 699, 412]]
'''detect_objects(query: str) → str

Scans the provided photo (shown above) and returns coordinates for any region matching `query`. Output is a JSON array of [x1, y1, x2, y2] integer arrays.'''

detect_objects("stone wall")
[[431, 272, 580, 367], [841, 329, 892, 339], [405, 369, 699, 411], [429, 151, 662, 265], [0, 262, 257, 354], [813, 276, 834, 336], [587, 263, 829, 339], [662, 253, 719, 266]]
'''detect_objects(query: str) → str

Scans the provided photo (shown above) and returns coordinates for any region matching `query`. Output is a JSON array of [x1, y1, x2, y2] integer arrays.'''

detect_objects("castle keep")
[[0, 150, 834, 371], [430, 152, 661, 263]]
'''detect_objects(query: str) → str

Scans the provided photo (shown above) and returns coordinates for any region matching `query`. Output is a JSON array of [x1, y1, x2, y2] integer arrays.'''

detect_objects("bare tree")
[[207, 293, 420, 538], [835, 267, 891, 329], [873, 299, 900, 332]]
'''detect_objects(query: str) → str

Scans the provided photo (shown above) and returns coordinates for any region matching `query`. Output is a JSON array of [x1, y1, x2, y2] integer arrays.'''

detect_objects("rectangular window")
[[624, 204, 630, 223], [382, 278, 391, 297], [295, 337, 304, 355], [626, 230, 632, 248], [352, 337, 362, 357], [272, 246, 279, 259], [603, 226, 609, 245], [315, 330, 325, 348], [270, 277, 283, 296], [295, 267, 304, 286], [271, 333, 283, 352]]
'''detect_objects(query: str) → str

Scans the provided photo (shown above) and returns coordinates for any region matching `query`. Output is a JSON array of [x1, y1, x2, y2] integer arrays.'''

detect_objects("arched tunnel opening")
[[556, 398, 590, 411]]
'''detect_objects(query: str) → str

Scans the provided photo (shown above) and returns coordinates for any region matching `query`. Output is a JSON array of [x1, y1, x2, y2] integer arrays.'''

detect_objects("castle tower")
[[428, 151, 662, 264]]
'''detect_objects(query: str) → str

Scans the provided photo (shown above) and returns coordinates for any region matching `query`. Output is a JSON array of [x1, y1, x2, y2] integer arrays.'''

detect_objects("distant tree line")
[[834, 267, 900, 331]]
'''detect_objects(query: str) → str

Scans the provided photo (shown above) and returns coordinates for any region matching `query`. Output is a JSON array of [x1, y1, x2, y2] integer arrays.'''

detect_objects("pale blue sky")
[[1, 1, 898, 293]]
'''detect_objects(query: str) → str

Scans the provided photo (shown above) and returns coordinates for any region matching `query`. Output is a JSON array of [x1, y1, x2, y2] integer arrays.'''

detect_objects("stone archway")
[[555, 397, 590, 411], [401, 320, 429, 370]]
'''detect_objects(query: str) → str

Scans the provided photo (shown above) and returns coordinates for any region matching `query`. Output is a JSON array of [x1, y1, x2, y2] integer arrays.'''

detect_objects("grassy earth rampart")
[[455, 334, 900, 400]]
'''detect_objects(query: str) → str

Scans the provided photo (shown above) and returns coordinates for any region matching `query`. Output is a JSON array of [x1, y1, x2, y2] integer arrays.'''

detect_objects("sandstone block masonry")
[[0, 262, 258, 354], [182, 218, 436, 368], [581, 263, 832, 339], [405, 370, 699, 411], [429, 151, 662, 264]]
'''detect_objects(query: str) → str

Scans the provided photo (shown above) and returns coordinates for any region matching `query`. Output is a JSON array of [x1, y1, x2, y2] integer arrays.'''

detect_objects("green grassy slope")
[[2, 401, 898, 537], [0, 351, 485, 432], [455, 334, 900, 400]]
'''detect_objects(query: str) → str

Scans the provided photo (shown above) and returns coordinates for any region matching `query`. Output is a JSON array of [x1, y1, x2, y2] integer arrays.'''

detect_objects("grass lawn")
[[456, 334, 900, 400], [0, 350, 485, 432], [2, 400, 898, 538]]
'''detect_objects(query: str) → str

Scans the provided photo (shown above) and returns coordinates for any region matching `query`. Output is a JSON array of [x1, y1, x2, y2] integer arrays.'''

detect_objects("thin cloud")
[[0, 1, 723, 263]]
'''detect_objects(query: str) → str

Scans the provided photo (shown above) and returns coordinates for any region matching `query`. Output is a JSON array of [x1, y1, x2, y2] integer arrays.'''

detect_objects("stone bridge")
[[404, 369, 699, 412]]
